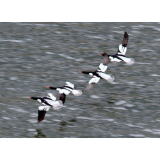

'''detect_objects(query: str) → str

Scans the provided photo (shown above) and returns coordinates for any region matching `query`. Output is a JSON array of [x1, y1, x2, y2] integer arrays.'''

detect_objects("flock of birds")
[[28, 31, 135, 122]]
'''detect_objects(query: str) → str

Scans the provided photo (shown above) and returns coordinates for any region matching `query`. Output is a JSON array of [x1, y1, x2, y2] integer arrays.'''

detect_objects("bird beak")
[[46, 86, 50, 89], [28, 97, 31, 99], [78, 71, 82, 73], [98, 53, 102, 56]]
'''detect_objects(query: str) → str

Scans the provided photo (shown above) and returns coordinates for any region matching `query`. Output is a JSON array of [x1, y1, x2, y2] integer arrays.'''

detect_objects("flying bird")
[[46, 82, 82, 104], [78, 55, 114, 90], [28, 93, 63, 122], [99, 32, 135, 65]]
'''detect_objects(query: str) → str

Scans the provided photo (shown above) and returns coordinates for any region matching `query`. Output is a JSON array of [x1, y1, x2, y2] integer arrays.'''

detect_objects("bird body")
[[29, 93, 63, 122], [46, 82, 82, 104], [99, 32, 135, 65], [79, 55, 114, 90]]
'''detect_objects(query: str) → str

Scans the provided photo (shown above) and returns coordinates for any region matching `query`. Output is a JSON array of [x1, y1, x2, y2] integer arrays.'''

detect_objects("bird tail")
[[108, 75, 115, 82], [72, 89, 82, 96], [125, 58, 135, 65], [52, 100, 63, 110]]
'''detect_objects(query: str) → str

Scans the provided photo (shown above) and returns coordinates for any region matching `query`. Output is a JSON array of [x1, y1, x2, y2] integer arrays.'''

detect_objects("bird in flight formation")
[[98, 32, 134, 65], [29, 31, 134, 122], [29, 93, 63, 122], [46, 81, 82, 104]]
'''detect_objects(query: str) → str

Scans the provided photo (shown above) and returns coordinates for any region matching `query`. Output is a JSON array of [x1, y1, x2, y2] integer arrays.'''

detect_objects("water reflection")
[[35, 129, 46, 138]]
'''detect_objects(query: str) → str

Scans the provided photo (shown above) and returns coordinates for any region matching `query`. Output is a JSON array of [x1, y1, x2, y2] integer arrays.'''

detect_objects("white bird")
[[28, 93, 63, 122], [78, 55, 114, 90], [46, 82, 82, 104], [99, 32, 135, 65]]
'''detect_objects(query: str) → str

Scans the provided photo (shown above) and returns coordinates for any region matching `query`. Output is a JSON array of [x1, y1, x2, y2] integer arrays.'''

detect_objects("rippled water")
[[0, 22, 160, 138]]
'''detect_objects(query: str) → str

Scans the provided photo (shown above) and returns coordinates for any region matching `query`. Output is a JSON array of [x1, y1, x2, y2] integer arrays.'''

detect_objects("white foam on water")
[[85, 35, 106, 40], [9, 77, 18, 80], [150, 74, 160, 77], [129, 134, 145, 137], [143, 129, 152, 132], [140, 48, 153, 52], [132, 110, 140, 112], [59, 54, 74, 60], [131, 30, 141, 34], [126, 123, 137, 127], [27, 129, 36, 132], [112, 107, 127, 110], [143, 129, 160, 135], [75, 79, 86, 82], [55, 31, 62, 34], [68, 107, 79, 111], [112, 30, 124, 34], [0, 39, 24, 43], [90, 95, 100, 99], [153, 27, 160, 32], [30, 113, 37, 117], [135, 62, 151, 65], [46, 52, 55, 54], [6, 88, 16, 91], [76, 116, 92, 120], [2, 117, 11, 120], [127, 81, 136, 85], [137, 84, 145, 87], [76, 58, 84, 62], [125, 103, 135, 107], [16, 23, 33, 26], [155, 38, 160, 42], [76, 115, 115, 122], [114, 100, 126, 105], [103, 118, 114, 122], [9, 107, 28, 113], [26, 119, 37, 123]]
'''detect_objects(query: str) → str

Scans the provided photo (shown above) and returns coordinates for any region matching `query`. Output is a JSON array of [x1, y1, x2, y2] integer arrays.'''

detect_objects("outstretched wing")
[[97, 63, 108, 72], [59, 93, 66, 104], [122, 31, 129, 46], [117, 32, 129, 55], [97, 72, 114, 82], [59, 88, 71, 95], [116, 56, 135, 65], [65, 82, 74, 89], [86, 77, 100, 90], [38, 106, 50, 122], [45, 98, 63, 110], [47, 93, 56, 101]]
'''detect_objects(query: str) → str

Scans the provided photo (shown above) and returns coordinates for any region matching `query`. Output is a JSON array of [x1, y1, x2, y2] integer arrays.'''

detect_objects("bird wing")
[[86, 77, 100, 90], [97, 63, 108, 72], [59, 88, 71, 95], [122, 31, 129, 46], [97, 72, 114, 82], [65, 82, 74, 89], [116, 55, 135, 65], [47, 93, 56, 101], [45, 98, 63, 110], [117, 32, 129, 55], [59, 93, 66, 104], [38, 106, 50, 122]]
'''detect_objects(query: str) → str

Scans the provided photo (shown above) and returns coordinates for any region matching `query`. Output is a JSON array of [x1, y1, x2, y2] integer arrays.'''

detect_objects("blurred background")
[[0, 22, 160, 138]]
